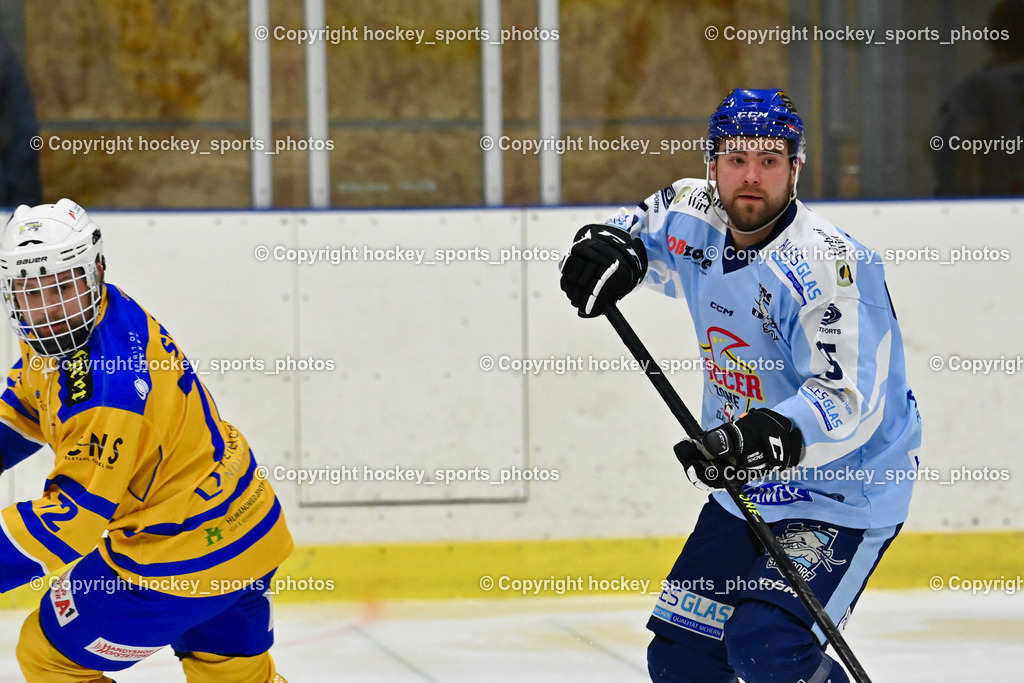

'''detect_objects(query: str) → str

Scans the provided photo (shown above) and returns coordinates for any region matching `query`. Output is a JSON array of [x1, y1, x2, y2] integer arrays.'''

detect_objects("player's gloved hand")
[[673, 409, 804, 490], [674, 439, 725, 492], [559, 224, 647, 318]]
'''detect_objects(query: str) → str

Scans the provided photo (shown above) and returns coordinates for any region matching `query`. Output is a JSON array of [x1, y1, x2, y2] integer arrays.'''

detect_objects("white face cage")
[[1, 263, 103, 358]]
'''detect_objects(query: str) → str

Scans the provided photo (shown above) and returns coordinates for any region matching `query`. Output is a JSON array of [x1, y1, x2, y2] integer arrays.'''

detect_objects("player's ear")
[[709, 157, 718, 181]]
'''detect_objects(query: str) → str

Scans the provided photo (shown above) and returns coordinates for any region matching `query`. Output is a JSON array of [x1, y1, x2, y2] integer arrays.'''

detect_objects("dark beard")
[[724, 183, 794, 233]]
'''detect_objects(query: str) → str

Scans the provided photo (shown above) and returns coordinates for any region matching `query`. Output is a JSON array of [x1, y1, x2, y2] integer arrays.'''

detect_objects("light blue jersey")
[[609, 179, 922, 529]]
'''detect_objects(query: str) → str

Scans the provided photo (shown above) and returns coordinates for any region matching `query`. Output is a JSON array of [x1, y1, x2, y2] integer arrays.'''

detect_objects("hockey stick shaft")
[[602, 302, 872, 683]]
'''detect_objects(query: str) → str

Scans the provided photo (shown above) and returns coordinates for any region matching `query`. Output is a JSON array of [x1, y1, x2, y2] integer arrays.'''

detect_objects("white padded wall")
[[524, 207, 708, 538], [294, 210, 527, 505]]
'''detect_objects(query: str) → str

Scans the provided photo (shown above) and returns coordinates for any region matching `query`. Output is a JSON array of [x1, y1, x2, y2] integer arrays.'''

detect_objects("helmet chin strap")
[[706, 159, 802, 236]]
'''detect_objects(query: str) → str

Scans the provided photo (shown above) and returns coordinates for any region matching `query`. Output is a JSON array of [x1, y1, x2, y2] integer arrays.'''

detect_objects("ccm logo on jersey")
[[710, 301, 734, 316]]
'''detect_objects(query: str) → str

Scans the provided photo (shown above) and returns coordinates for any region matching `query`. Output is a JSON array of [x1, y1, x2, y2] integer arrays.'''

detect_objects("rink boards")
[[0, 198, 1020, 605]]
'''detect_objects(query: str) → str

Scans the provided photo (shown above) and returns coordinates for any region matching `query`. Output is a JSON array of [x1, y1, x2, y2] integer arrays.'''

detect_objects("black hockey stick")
[[602, 302, 872, 683]]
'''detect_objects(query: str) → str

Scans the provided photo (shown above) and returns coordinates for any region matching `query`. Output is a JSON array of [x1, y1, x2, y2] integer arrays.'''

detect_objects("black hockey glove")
[[674, 409, 804, 491], [559, 224, 647, 318]]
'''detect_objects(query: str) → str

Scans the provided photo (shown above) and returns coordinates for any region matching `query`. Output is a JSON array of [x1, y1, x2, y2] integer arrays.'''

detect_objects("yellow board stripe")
[[0, 531, 1019, 609]]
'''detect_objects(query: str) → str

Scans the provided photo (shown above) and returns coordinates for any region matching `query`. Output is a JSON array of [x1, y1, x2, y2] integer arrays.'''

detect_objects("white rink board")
[[294, 209, 527, 504], [97, 211, 302, 486], [524, 207, 709, 538], [0, 200, 1020, 545]]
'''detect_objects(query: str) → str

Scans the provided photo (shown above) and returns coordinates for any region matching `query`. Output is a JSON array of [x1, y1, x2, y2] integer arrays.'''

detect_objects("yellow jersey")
[[0, 283, 292, 596]]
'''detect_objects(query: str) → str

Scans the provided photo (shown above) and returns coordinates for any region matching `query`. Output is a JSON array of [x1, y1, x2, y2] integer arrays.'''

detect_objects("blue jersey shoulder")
[[56, 285, 152, 422]]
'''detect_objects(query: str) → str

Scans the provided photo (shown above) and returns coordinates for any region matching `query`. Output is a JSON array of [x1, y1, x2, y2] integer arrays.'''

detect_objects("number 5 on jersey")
[[815, 341, 843, 380]]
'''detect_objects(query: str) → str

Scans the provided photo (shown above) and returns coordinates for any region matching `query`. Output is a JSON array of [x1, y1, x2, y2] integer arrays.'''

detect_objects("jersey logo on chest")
[[700, 327, 765, 404], [751, 284, 781, 341]]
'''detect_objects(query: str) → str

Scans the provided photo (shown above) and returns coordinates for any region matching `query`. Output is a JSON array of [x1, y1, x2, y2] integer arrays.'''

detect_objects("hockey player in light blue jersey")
[[560, 89, 922, 682]]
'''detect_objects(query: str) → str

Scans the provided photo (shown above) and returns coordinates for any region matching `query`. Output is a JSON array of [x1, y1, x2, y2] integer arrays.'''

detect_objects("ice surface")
[[0, 590, 1018, 681]]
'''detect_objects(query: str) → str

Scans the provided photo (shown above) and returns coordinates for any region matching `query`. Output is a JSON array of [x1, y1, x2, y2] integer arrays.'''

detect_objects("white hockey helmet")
[[0, 199, 105, 357]]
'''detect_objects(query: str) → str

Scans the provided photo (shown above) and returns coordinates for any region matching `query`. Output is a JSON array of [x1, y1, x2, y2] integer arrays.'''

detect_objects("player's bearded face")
[[712, 137, 798, 234], [11, 267, 100, 357]]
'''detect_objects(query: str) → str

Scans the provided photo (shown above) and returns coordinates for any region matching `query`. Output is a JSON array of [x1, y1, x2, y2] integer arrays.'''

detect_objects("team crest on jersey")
[[768, 523, 847, 581], [751, 284, 781, 341], [700, 328, 765, 418]]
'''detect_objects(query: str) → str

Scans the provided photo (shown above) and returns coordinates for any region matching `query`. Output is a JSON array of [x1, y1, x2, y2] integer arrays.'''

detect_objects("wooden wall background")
[[24, 0, 787, 209]]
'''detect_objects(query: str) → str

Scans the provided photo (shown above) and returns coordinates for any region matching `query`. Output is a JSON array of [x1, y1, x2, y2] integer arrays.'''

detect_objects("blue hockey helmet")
[[706, 88, 806, 163]]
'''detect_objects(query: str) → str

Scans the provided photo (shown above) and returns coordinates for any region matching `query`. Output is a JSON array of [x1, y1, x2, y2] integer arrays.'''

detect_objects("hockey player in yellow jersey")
[[0, 199, 292, 682]]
